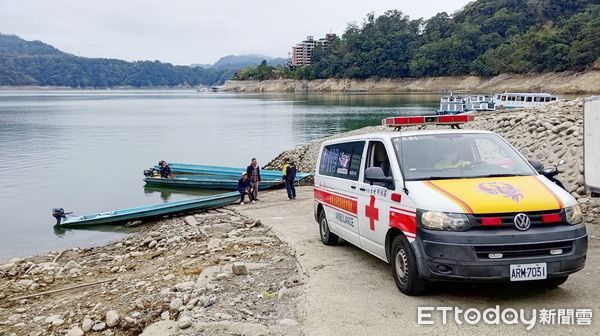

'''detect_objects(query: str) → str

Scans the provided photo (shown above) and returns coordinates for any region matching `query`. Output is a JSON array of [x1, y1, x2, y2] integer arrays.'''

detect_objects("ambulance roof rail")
[[382, 115, 475, 131]]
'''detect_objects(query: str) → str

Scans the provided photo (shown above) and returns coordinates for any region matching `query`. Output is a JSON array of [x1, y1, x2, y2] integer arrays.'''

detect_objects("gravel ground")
[[0, 208, 303, 336]]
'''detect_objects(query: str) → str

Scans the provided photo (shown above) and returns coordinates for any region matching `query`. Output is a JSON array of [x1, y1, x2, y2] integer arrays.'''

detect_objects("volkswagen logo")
[[514, 213, 531, 231]]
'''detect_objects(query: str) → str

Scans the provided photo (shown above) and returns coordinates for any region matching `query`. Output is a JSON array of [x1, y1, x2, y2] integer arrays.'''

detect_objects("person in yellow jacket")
[[434, 152, 469, 169], [282, 157, 289, 179]]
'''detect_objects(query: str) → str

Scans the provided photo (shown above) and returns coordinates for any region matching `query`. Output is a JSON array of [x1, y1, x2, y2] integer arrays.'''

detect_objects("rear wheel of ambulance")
[[319, 210, 338, 245], [391, 235, 427, 295]]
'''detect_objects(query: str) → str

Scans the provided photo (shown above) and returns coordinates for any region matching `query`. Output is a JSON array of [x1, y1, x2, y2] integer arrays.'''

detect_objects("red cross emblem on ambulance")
[[365, 195, 379, 231]]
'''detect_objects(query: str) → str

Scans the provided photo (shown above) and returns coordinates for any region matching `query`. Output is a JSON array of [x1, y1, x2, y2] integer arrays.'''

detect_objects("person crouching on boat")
[[159, 160, 172, 178], [246, 158, 261, 201], [237, 172, 255, 205]]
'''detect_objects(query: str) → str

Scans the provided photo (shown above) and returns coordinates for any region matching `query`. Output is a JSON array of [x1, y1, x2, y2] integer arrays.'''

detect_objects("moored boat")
[[151, 163, 311, 181], [464, 94, 495, 111], [52, 192, 239, 228], [438, 95, 467, 114], [493, 92, 559, 109], [438, 94, 495, 114]]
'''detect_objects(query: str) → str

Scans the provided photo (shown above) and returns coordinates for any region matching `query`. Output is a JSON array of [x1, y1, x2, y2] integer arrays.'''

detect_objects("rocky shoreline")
[[0, 209, 303, 336], [221, 70, 600, 94], [265, 98, 600, 225]]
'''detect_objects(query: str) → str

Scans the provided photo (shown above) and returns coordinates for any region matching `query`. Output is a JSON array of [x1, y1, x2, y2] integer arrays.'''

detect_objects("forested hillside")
[[236, 0, 599, 80], [0, 34, 228, 87]]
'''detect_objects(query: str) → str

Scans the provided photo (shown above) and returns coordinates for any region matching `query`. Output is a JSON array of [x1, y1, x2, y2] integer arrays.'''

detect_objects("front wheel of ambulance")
[[319, 210, 338, 245], [391, 235, 427, 295]]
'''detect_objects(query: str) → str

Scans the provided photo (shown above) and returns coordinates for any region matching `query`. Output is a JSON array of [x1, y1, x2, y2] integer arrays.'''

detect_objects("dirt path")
[[238, 187, 600, 336]]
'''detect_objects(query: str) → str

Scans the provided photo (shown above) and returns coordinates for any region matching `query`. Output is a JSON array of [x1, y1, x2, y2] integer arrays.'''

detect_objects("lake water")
[[0, 90, 439, 261]]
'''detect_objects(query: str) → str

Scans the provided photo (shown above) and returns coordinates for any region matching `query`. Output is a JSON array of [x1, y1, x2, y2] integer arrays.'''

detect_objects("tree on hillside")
[[235, 0, 600, 80]]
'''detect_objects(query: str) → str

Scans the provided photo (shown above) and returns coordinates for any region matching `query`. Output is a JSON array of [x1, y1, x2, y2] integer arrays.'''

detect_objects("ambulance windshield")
[[392, 133, 536, 181]]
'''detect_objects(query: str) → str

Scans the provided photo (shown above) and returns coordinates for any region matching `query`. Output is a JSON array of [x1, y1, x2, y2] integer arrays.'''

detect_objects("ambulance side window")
[[319, 141, 365, 181], [364, 141, 392, 179]]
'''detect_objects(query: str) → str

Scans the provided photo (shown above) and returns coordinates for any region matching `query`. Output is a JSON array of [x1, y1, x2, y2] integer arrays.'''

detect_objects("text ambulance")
[[313, 117, 587, 295]]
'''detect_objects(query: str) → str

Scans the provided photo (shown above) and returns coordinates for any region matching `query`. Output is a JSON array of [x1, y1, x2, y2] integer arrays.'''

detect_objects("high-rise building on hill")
[[290, 33, 336, 67]]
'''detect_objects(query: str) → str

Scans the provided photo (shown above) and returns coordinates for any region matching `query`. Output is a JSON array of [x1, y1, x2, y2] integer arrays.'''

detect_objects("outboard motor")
[[52, 208, 66, 225], [144, 168, 156, 177]]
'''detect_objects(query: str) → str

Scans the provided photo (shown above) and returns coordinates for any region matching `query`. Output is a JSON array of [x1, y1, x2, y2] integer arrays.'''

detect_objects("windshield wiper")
[[409, 173, 531, 181], [415, 176, 472, 181], [473, 173, 530, 178]]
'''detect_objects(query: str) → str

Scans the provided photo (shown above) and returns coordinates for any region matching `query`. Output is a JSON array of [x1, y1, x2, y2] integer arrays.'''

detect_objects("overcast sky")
[[0, 0, 470, 65]]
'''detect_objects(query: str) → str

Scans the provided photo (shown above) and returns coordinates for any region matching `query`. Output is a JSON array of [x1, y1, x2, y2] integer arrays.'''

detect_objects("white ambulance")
[[314, 115, 587, 295]]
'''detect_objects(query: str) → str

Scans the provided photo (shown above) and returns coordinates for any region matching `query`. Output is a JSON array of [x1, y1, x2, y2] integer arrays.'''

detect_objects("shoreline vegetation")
[[233, 2, 599, 91], [222, 69, 600, 94], [0, 98, 599, 335]]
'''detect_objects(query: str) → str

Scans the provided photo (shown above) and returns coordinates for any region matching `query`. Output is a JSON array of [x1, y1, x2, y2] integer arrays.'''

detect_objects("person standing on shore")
[[283, 159, 297, 200], [246, 158, 261, 201], [237, 172, 255, 205]]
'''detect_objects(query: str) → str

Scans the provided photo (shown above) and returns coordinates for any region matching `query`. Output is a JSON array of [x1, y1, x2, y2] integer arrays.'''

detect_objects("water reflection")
[[143, 185, 220, 202], [52, 222, 145, 237]]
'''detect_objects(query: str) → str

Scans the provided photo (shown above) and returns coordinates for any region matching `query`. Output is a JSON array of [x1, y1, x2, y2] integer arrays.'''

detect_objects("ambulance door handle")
[[359, 187, 366, 191], [350, 185, 356, 189]]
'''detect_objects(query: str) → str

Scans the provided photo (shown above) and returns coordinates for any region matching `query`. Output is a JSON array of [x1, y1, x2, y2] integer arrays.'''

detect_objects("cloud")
[[0, 0, 469, 65]]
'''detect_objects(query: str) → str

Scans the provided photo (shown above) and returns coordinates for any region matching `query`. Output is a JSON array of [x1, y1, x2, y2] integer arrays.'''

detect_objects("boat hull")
[[56, 192, 240, 228], [144, 176, 282, 190]]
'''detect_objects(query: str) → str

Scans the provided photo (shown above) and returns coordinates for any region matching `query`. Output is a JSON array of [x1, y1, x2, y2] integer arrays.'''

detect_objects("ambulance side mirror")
[[365, 167, 394, 189]]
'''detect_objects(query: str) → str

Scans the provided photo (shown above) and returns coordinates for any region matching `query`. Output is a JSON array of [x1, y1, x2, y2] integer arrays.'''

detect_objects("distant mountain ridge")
[[0, 34, 284, 87], [0, 34, 64, 57], [192, 54, 287, 69]]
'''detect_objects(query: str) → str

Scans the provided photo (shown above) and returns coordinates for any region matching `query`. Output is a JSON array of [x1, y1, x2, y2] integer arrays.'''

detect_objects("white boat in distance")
[[494, 92, 560, 109], [438, 94, 495, 114]]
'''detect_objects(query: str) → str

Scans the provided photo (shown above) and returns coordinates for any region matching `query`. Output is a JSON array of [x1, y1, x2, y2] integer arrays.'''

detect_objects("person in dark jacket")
[[283, 159, 297, 200], [237, 172, 255, 205], [246, 158, 261, 200], [159, 160, 172, 178]]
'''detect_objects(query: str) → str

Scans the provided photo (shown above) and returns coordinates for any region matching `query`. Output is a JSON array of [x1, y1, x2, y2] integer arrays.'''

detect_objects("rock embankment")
[[222, 70, 600, 94], [265, 98, 600, 224], [0, 209, 303, 336]]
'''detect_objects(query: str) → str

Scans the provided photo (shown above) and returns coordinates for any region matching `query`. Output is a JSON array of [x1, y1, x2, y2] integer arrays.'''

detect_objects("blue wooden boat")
[[153, 163, 311, 181], [144, 176, 283, 190], [52, 192, 239, 228]]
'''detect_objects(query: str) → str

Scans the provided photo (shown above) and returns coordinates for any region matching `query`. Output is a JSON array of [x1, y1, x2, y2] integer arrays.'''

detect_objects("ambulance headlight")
[[420, 211, 470, 231], [565, 204, 583, 225]]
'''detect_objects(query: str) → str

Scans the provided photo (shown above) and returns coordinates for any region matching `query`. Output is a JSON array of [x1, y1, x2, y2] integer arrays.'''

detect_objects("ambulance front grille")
[[475, 241, 573, 259], [469, 210, 565, 229]]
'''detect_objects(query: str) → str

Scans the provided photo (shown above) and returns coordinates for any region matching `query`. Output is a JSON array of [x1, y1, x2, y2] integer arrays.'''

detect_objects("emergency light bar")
[[382, 115, 475, 129]]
